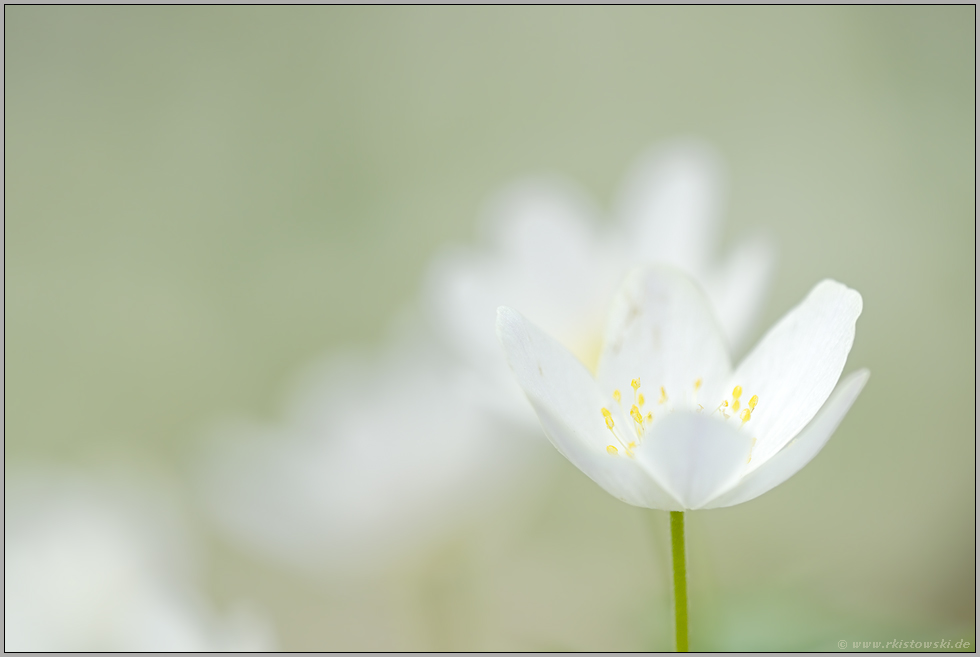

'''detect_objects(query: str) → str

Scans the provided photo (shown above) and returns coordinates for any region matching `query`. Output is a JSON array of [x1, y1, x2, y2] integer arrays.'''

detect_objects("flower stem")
[[670, 510, 689, 652]]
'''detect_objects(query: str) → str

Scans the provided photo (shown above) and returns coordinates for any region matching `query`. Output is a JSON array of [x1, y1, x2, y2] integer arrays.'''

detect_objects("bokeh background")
[[5, 6, 975, 651]]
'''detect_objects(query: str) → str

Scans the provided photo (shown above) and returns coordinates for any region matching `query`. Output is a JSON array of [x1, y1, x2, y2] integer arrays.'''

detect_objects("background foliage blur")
[[5, 6, 975, 650]]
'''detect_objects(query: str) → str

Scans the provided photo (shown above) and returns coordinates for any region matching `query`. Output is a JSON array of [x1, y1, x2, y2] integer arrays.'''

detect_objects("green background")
[[5, 7, 975, 650]]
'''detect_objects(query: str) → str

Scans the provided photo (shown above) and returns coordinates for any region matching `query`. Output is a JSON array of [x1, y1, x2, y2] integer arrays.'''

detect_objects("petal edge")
[[704, 369, 869, 509]]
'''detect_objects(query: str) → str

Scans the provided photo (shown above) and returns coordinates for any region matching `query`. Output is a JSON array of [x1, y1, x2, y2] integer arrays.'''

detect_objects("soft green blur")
[[5, 6, 975, 650]]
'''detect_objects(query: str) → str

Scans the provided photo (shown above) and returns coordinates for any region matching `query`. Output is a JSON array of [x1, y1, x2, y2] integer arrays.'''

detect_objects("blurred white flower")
[[200, 140, 776, 571], [497, 267, 868, 510], [429, 141, 773, 382], [203, 326, 522, 569], [4, 470, 276, 652]]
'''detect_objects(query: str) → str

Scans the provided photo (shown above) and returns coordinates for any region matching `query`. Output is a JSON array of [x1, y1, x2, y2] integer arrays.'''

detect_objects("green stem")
[[670, 511, 689, 652]]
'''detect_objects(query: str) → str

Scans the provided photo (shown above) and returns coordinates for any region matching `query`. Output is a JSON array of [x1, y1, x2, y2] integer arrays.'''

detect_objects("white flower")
[[4, 470, 276, 651], [496, 267, 868, 510], [426, 140, 775, 422], [202, 327, 522, 569], [201, 141, 777, 569]]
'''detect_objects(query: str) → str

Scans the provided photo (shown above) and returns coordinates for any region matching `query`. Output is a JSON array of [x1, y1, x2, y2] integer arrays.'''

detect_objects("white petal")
[[596, 266, 732, 410], [423, 177, 611, 370], [731, 279, 863, 468], [701, 233, 777, 352], [615, 140, 724, 274], [496, 306, 681, 509], [634, 412, 755, 510], [703, 369, 869, 509]]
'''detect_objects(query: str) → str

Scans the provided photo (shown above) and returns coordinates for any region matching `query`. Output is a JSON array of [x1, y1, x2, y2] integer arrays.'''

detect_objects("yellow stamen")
[[694, 378, 702, 391], [607, 445, 618, 455], [601, 407, 614, 429], [732, 399, 741, 412], [659, 386, 668, 404], [637, 393, 645, 407], [630, 405, 643, 424], [732, 385, 743, 400], [646, 412, 653, 422], [748, 395, 759, 410], [601, 409, 635, 456], [628, 441, 637, 449], [740, 408, 751, 425], [631, 378, 641, 391], [613, 390, 621, 403]]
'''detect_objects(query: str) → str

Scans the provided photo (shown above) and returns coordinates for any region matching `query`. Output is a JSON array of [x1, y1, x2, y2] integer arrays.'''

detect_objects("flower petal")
[[634, 412, 755, 510], [616, 140, 724, 274], [496, 306, 681, 509], [703, 369, 869, 509], [701, 233, 777, 353], [731, 279, 863, 469], [596, 266, 732, 410], [424, 178, 612, 370]]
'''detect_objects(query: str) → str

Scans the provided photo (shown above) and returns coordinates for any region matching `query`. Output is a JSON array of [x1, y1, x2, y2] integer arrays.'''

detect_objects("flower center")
[[601, 379, 761, 461]]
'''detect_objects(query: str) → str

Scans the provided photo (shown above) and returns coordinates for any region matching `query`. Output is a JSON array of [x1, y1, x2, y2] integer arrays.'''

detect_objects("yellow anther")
[[607, 445, 619, 455], [748, 395, 759, 410], [732, 385, 743, 400], [720, 400, 728, 408], [740, 408, 751, 424], [631, 378, 641, 391], [630, 405, 643, 424], [659, 386, 668, 404], [613, 390, 621, 403], [694, 378, 702, 391], [646, 412, 653, 422], [628, 441, 637, 449], [732, 399, 740, 412], [601, 407, 614, 429], [637, 393, 645, 407]]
